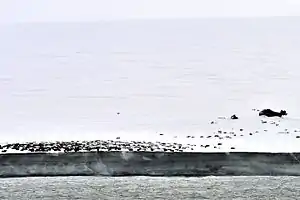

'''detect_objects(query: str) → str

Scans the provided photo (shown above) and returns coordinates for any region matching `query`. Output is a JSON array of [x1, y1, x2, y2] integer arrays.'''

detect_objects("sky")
[[1, 0, 300, 23]]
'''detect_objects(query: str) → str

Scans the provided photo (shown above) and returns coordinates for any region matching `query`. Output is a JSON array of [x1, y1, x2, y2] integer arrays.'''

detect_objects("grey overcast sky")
[[1, 0, 300, 23]]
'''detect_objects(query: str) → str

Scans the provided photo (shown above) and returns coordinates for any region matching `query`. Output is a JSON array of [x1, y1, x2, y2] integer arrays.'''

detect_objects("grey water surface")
[[0, 176, 299, 200]]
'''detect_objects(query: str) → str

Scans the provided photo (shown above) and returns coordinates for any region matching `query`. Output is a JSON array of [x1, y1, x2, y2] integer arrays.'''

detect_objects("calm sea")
[[0, 176, 299, 199]]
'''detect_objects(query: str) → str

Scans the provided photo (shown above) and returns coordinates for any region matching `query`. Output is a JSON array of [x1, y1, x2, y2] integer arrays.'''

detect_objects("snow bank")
[[1, 151, 300, 177]]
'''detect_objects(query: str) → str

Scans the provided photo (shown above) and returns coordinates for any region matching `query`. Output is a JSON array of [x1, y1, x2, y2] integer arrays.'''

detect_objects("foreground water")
[[0, 176, 299, 199]]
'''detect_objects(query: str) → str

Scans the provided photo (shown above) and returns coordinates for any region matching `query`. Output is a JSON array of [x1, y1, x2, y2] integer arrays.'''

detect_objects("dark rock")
[[74, 146, 80, 152], [259, 109, 287, 117], [231, 115, 238, 120]]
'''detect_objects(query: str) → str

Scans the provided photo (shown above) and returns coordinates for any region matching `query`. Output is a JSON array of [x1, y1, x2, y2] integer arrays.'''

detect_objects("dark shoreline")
[[1, 151, 300, 178]]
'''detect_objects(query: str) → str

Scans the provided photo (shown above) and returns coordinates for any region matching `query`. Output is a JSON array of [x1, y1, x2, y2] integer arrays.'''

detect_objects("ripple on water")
[[0, 176, 300, 200]]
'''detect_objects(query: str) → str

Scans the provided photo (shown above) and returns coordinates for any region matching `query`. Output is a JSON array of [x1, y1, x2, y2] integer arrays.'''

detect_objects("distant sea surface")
[[0, 176, 299, 199]]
